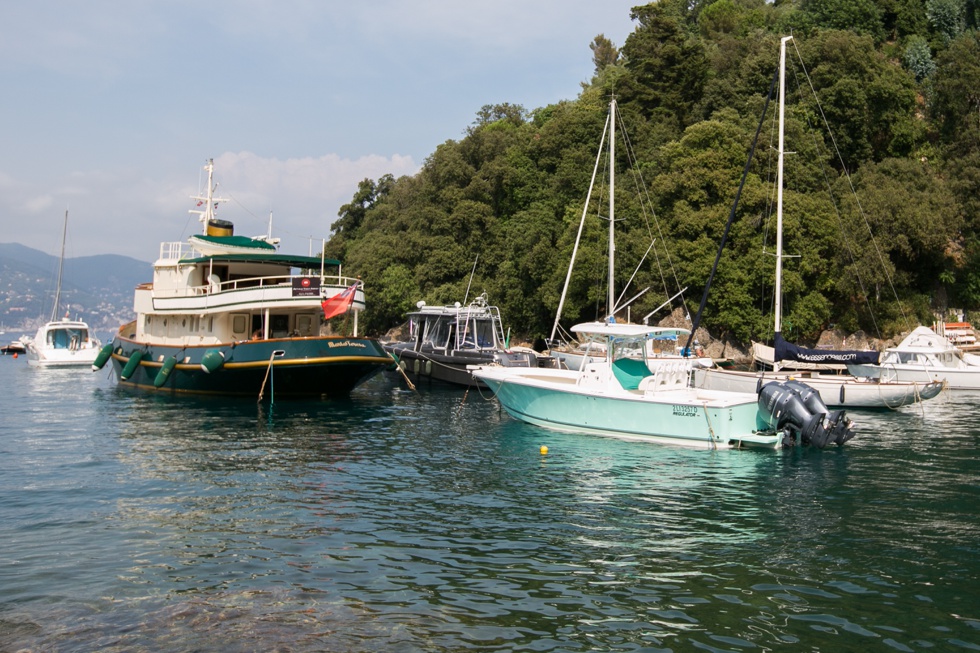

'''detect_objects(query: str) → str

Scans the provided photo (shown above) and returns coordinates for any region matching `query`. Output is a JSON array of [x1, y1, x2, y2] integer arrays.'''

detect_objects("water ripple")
[[1, 366, 979, 651]]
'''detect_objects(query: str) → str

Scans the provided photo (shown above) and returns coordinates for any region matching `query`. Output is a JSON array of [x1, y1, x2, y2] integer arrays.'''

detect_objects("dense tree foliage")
[[324, 0, 978, 345]]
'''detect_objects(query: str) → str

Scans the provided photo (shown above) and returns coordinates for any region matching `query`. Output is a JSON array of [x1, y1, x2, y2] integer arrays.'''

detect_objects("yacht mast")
[[774, 36, 791, 337], [608, 98, 616, 321], [549, 110, 610, 343], [51, 208, 68, 322]]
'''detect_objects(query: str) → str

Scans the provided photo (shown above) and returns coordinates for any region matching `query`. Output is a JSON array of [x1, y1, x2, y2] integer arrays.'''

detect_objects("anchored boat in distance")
[[26, 209, 104, 368]]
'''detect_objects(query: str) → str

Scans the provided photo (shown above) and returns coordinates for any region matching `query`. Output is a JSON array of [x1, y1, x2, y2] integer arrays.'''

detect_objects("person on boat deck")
[[251, 329, 262, 340]]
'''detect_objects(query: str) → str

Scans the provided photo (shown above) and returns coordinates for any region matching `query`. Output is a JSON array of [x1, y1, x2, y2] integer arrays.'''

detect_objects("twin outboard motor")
[[758, 380, 855, 448]]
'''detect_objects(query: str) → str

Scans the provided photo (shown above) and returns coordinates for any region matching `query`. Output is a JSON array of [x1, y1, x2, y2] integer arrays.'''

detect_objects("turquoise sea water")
[[1, 357, 978, 652]]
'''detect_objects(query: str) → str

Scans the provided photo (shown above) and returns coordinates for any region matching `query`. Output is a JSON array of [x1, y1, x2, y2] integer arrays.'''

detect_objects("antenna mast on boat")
[[463, 255, 479, 305], [51, 208, 68, 322], [189, 158, 229, 233]]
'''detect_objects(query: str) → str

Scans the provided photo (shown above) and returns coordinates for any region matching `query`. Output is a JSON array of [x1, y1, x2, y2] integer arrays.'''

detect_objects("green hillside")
[[325, 0, 980, 346]]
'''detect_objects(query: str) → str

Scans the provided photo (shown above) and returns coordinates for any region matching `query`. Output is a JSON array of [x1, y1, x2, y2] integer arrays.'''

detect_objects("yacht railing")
[[159, 241, 188, 260], [150, 273, 360, 298], [154, 241, 357, 298]]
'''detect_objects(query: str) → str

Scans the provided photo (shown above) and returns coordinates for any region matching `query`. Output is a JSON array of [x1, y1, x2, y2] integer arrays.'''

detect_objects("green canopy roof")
[[180, 253, 342, 267], [193, 234, 278, 250]]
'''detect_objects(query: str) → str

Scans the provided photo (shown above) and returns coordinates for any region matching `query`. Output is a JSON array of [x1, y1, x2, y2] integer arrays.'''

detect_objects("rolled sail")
[[774, 332, 880, 366]]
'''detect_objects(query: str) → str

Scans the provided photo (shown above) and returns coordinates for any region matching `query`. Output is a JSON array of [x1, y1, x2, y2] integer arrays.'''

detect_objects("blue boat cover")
[[774, 332, 880, 365]]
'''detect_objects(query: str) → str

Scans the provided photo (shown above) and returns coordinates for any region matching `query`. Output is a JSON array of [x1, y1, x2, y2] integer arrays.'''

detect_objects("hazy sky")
[[1, 1, 639, 261]]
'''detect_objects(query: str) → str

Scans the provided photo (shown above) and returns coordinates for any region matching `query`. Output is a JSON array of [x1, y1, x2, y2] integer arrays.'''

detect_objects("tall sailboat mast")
[[774, 36, 791, 337], [608, 98, 616, 321], [51, 208, 68, 322], [549, 110, 610, 343]]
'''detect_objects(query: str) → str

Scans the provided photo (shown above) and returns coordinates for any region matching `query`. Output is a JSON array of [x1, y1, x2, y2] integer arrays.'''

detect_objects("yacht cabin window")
[[460, 318, 495, 349], [231, 314, 248, 337], [296, 314, 314, 336]]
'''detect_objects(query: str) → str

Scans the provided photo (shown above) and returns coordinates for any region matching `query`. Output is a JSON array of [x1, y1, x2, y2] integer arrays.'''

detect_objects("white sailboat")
[[26, 209, 103, 368], [474, 98, 854, 449], [693, 36, 944, 409]]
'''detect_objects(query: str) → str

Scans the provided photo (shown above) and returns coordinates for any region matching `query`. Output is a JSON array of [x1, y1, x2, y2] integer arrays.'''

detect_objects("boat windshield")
[[47, 327, 88, 349], [458, 318, 496, 349], [648, 335, 679, 357], [420, 313, 498, 351], [891, 352, 932, 365], [607, 336, 647, 362], [422, 316, 453, 350]]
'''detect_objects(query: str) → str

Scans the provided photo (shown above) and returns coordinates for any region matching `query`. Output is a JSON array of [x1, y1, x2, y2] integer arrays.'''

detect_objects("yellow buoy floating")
[[540, 445, 548, 455]]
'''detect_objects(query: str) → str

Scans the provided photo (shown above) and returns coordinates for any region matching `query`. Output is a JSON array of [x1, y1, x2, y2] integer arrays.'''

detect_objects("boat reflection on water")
[[4, 364, 979, 652]]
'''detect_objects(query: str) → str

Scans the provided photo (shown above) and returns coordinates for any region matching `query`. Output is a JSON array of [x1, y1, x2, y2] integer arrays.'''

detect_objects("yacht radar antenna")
[[189, 158, 229, 233]]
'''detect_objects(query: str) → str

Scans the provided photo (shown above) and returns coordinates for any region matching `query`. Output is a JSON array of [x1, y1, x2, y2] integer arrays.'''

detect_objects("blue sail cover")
[[774, 332, 880, 365]]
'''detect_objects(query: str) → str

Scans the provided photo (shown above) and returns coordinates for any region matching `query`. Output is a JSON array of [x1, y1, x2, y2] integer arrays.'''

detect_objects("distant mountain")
[[0, 243, 149, 336]]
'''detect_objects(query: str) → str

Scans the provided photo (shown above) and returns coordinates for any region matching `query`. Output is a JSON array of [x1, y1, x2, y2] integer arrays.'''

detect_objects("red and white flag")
[[321, 284, 358, 320]]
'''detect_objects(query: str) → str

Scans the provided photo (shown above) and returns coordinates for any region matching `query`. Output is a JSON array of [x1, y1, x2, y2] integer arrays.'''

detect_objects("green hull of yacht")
[[108, 335, 389, 397]]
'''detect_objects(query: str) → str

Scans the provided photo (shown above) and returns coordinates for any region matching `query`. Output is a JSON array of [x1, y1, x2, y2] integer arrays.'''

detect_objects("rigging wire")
[[684, 65, 780, 357], [786, 49, 882, 340], [789, 38, 914, 336], [616, 107, 690, 321], [760, 86, 781, 338], [550, 109, 610, 342], [555, 97, 714, 337]]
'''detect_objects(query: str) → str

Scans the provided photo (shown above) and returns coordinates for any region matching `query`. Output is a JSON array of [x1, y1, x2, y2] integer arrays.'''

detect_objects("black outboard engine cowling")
[[758, 380, 855, 448], [779, 379, 852, 439]]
